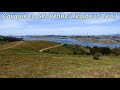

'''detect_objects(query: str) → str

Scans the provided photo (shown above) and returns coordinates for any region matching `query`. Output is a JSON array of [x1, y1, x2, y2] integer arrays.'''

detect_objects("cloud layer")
[[0, 12, 120, 36]]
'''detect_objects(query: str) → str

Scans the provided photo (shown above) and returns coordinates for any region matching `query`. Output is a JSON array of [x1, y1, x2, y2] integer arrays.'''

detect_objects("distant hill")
[[111, 34, 120, 37]]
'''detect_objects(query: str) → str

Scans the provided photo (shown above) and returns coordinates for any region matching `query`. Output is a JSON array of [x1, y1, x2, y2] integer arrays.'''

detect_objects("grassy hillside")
[[25, 40, 60, 50], [0, 40, 120, 78], [42, 44, 90, 55], [0, 54, 120, 78], [0, 40, 89, 55], [0, 41, 60, 54]]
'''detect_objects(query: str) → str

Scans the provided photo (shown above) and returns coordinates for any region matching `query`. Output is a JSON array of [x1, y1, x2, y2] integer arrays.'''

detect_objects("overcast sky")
[[0, 12, 120, 36]]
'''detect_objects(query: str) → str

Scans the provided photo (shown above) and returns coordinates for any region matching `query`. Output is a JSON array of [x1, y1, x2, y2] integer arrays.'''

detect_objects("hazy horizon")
[[2, 33, 120, 37], [0, 12, 120, 36]]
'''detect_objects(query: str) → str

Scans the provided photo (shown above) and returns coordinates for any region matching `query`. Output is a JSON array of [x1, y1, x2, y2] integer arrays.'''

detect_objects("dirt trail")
[[0, 41, 23, 51], [0, 41, 63, 53], [23, 42, 63, 53], [39, 43, 63, 52]]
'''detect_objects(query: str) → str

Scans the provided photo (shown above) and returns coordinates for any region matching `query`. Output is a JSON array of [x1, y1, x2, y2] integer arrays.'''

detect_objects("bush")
[[42, 49, 49, 53], [86, 52, 90, 55], [99, 47, 111, 55], [86, 46, 91, 49], [90, 46, 111, 55], [72, 46, 86, 55], [73, 51, 77, 55], [111, 48, 120, 56], [90, 46, 99, 55], [93, 52, 101, 60]]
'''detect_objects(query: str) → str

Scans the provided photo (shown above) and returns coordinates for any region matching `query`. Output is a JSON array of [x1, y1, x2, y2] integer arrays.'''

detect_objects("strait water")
[[19, 36, 120, 48]]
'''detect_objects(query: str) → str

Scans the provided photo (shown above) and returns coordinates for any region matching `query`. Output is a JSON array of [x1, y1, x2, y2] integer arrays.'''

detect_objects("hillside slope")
[[0, 54, 120, 78], [0, 40, 89, 55], [0, 40, 120, 78]]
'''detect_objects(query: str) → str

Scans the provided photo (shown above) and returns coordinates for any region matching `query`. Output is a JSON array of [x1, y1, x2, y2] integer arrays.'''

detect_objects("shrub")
[[86, 46, 91, 49], [111, 48, 120, 56], [93, 52, 101, 60], [99, 47, 111, 55], [72, 46, 86, 55], [73, 51, 77, 55], [90, 46, 111, 55], [42, 49, 49, 53], [90, 46, 99, 55], [86, 52, 90, 55]]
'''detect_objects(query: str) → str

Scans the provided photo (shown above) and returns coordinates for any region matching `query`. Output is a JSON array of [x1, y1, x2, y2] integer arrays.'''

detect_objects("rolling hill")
[[0, 40, 89, 55], [0, 40, 120, 78]]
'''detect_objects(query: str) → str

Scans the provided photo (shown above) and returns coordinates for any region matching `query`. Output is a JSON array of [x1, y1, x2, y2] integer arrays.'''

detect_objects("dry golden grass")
[[24, 40, 60, 50], [0, 41, 120, 78], [0, 54, 120, 78]]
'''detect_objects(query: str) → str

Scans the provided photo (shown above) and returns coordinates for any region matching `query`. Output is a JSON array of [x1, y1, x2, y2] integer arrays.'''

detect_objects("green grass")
[[0, 41, 37, 54], [43, 45, 73, 54], [43, 44, 90, 55], [0, 40, 120, 78], [0, 40, 60, 54], [0, 41, 20, 48], [25, 40, 60, 50], [0, 54, 120, 78]]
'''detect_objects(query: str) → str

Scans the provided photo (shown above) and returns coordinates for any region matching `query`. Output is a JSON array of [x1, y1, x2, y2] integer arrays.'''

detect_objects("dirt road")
[[39, 43, 63, 52]]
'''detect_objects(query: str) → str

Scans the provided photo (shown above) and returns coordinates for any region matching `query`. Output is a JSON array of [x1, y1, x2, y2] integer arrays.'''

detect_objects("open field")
[[0, 54, 120, 78], [0, 40, 120, 78]]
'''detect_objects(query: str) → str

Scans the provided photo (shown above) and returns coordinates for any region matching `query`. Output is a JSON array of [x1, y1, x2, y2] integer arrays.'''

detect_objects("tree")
[[90, 46, 99, 55], [111, 48, 120, 56], [99, 47, 111, 55]]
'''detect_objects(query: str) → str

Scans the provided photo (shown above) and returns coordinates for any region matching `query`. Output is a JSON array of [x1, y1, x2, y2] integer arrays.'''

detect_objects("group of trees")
[[0, 36, 23, 42], [90, 46, 111, 55], [41, 43, 120, 57], [89, 46, 120, 56], [111, 48, 120, 56], [63, 44, 120, 56]]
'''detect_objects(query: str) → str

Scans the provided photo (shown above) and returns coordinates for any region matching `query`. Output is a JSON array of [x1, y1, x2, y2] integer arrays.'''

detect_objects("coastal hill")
[[0, 35, 120, 78]]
